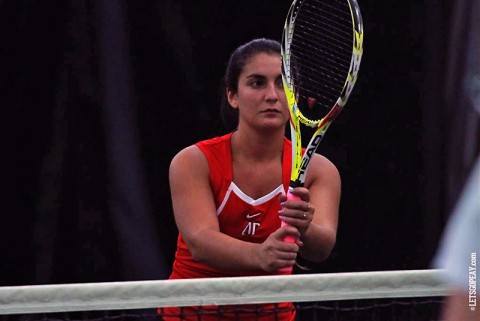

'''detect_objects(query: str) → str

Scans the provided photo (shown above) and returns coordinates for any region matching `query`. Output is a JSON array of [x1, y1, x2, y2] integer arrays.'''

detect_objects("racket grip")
[[278, 188, 300, 274], [281, 188, 301, 243]]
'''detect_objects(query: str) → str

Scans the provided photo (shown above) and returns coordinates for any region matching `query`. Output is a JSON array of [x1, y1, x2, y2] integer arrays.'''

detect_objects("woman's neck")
[[230, 128, 285, 162]]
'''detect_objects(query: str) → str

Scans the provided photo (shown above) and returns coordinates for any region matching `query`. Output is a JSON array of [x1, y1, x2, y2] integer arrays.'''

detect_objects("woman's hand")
[[255, 226, 302, 272], [278, 187, 315, 238]]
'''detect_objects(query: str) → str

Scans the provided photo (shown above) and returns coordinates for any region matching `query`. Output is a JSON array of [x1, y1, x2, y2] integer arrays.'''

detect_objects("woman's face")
[[227, 52, 289, 131]]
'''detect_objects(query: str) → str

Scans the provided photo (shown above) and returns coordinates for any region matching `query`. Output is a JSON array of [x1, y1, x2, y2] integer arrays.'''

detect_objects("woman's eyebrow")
[[245, 73, 266, 79]]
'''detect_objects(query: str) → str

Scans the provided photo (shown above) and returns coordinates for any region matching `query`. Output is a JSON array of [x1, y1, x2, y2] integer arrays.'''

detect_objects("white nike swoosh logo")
[[246, 213, 261, 219]]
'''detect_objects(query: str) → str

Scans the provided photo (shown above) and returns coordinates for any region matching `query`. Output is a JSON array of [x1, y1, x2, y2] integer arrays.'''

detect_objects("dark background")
[[0, 0, 479, 285]]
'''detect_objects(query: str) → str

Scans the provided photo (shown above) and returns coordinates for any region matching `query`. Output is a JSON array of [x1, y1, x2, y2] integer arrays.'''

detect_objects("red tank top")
[[163, 133, 296, 321]]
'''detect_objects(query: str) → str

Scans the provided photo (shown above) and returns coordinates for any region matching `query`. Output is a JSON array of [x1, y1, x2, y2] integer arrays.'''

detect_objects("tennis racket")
[[280, 0, 364, 256]]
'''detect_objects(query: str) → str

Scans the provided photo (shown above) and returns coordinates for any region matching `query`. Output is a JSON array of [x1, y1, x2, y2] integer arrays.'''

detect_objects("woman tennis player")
[[161, 38, 340, 321]]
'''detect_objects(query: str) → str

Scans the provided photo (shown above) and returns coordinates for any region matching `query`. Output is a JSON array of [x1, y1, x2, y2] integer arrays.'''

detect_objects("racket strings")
[[286, 0, 354, 121], [295, 2, 352, 49], [289, 50, 348, 106]]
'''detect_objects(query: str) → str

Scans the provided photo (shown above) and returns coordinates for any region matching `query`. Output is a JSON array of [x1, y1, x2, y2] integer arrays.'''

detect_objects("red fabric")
[[162, 133, 296, 320]]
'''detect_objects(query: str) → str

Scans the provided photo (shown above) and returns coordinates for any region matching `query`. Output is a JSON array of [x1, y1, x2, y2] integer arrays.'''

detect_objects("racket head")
[[282, 0, 364, 126]]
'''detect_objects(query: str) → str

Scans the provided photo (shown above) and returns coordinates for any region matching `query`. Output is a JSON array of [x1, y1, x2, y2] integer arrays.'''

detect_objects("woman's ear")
[[226, 89, 239, 108]]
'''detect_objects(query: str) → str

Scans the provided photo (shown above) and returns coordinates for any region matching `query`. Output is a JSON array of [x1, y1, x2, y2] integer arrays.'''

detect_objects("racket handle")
[[281, 188, 301, 242], [278, 188, 300, 274]]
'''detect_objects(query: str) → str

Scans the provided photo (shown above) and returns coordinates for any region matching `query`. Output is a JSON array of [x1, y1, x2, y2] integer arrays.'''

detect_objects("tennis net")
[[0, 269, 448, 321]]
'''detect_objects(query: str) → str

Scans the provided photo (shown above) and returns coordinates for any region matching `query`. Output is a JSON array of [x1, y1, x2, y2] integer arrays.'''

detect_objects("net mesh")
[[0, 269, 448, 321]]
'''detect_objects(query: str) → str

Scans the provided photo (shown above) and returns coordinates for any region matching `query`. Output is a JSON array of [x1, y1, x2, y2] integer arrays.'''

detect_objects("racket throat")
[[289, 180, 304, 189]]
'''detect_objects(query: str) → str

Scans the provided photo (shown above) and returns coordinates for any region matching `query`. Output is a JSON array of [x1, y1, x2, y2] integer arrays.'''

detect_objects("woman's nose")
[[265, 83, 279, 102]]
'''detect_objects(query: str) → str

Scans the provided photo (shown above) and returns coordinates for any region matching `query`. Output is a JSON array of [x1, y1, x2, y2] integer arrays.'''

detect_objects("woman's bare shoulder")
[[308, 153, 341, 183], [170, 145, 208, 176]]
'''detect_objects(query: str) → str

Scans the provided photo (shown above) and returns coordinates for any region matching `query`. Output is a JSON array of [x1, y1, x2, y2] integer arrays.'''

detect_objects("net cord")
[[0, 269, 449, 315]]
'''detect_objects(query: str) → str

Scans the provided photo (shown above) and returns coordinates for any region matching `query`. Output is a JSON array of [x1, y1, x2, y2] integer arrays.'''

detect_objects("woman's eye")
[[250, 80, 264, 88]]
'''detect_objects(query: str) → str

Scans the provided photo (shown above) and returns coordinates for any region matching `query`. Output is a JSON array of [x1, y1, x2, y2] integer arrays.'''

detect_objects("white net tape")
[[0, 269, 449, 315]]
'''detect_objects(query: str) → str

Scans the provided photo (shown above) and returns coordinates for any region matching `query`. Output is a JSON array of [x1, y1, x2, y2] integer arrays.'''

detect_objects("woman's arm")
[[169, 145, 301, 272]]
